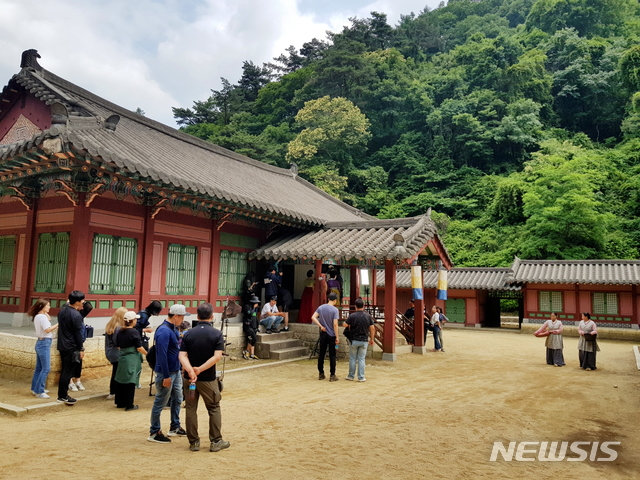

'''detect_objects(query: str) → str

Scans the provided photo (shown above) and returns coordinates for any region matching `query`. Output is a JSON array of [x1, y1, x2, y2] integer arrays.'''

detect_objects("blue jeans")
[[348, 340, 368, 381], [150, 371, 183, 434], [31, 338, 52, 394], [432, 326, 442, 350], [260, 315, 283, 330]]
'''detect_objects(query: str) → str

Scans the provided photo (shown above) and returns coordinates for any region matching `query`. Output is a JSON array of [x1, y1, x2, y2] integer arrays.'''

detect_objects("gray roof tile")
[[376, 267, 519, 290], [511, 257, 640, 285]]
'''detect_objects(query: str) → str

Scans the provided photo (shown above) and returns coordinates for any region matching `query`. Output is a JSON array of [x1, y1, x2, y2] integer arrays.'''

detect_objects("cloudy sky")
[[0, 0, 441, 127]]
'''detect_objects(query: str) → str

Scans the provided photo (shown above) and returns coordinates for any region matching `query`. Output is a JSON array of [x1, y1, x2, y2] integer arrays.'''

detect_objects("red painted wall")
[[0, 93, 51, 140]]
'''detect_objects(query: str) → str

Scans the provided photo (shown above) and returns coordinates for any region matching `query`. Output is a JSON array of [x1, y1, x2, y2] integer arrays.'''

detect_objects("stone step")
[[258, 338, 303, 353], [269, 346, 309, 360]]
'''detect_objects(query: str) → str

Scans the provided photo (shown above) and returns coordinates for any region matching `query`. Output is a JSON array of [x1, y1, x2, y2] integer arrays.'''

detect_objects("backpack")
[[146, 344, 157, 370]]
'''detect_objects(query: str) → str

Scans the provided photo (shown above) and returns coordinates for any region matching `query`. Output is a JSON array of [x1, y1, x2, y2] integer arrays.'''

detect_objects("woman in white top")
[[534, 312, 565, 366], [578, 312, 599, 370], [29, 299, 58, 398]]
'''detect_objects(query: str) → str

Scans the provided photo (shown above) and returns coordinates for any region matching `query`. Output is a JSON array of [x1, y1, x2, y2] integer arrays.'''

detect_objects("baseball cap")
[[169, 304, 191, 316], [123, 311, 140, 321]]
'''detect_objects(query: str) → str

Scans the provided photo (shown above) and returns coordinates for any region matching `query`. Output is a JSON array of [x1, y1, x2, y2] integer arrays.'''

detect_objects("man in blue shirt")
[[148, 304, 191, 444], [263, 266, 282, 298], [311, 292, 340, 381]]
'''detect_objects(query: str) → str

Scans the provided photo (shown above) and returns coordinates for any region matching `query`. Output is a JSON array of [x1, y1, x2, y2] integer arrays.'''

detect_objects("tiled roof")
[[0, 65, 369, 226], [511, 257, 640, 285], [250, 214, 447, 263], [376, 267, 519, 290]]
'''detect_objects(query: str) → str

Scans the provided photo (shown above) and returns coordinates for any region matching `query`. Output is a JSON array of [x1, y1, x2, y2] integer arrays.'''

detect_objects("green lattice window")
[[0, 235, 16, 290], [34, 232, 70, 293], [539, 291, 562, 312], [89, 234, 137, 294], [593, 293, 618, 315], [166, 244, 197, 295], [218, 250, 248, 296]]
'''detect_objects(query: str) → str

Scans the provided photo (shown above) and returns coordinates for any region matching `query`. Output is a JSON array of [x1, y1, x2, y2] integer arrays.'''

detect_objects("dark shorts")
[[244, 325, 257, 346], [278, 303, 291, 313]]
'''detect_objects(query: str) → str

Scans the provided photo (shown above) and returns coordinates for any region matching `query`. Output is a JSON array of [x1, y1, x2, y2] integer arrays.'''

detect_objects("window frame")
[[34, 232, 70, 293], [165, 243, 198, 295], [539, 290, 563, 313], [592, 292, 618, 315], [217, 249, 248, 297], [0, 235, 16, 291], [89, 234, 138, 295]]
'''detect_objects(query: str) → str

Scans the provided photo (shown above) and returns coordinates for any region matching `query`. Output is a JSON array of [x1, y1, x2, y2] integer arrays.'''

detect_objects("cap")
[[123, 311, 140, 321], [249, 295, 260, 304], [169, 304, 192, 316]]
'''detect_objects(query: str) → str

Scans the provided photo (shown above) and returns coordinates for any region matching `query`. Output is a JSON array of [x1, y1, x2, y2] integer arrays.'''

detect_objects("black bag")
[[583, 332, 597, 342], [141, 335, 150, 352], [146, 345, 157, 370], [84, 325, 94, 338], [343, 324, 354, 343]]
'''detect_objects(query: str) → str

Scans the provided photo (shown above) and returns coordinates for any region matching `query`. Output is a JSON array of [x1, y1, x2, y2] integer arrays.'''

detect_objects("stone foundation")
[[520, 323, 640, 341]]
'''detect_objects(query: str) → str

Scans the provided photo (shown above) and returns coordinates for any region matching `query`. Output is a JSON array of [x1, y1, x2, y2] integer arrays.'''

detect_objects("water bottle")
[[335, 344, 339, 350], [188, 382, 196, 400]]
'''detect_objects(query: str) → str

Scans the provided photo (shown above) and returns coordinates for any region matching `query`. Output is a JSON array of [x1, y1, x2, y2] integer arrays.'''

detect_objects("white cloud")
[[0, 0, 443, 128]]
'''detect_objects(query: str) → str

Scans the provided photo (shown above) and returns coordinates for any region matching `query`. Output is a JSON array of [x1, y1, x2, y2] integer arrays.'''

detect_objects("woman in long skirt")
[[578, 312, 599, 370], [115, 311, 147, 411], [298, 270, 315, 324], [534, 312, 565, 366]]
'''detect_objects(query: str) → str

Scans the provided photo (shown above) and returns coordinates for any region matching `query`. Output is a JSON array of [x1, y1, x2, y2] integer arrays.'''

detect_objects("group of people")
[[534, 312, 600, 370], [28, 291, 231, 453], [404, 300, 448, 352]]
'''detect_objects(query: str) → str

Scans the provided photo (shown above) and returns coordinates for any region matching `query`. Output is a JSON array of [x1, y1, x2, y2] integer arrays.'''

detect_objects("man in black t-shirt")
[[179, 303, 229, 453], [343, 298, 375, 382]]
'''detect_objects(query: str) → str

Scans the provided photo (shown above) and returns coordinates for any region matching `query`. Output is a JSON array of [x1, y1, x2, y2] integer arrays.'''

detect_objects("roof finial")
[[20, 49, 43, 72]]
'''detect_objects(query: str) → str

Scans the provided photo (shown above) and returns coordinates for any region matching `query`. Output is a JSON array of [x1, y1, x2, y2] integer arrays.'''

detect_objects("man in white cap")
[[148, 304, 191, 444]]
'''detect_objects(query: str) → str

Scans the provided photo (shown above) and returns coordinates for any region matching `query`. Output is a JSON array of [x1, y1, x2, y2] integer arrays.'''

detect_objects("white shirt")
[[431, 312, 440, 326], [34, 313, 53, 338], [261, 303, 278, 317]]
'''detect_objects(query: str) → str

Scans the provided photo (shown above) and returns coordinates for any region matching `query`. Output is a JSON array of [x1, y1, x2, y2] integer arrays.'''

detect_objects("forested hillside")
[[173, 0, 640, 266]]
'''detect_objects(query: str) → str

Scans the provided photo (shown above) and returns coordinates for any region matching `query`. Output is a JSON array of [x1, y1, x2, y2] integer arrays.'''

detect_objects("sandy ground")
[[1, 329, 639, 480]]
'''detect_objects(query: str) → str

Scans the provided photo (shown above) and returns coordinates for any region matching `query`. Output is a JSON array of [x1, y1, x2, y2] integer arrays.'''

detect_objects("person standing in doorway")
[[344, 298, 375, 382], [179, 303, 230, 453], [312, 292, 340, 382]]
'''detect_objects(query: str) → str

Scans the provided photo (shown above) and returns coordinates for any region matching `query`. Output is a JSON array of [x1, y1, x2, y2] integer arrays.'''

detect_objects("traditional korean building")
[[0, 50, 453, 360]]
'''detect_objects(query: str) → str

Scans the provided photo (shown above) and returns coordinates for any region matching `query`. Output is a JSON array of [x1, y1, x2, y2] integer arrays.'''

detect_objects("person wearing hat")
[[242, 295, 261, 360], [148, 304, 191, 444], [114, 310, 147, 411]]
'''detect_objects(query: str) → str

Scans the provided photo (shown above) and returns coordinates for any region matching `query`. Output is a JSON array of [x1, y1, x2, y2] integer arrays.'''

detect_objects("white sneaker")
[[106, 394, 115, 400], [75, 381, 85, 391], [36, 393, 51, 399], [68, 383, 78, 392]]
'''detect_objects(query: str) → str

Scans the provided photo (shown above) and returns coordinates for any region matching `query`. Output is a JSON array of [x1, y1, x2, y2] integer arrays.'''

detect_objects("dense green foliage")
[[173, 0, 640, 265]]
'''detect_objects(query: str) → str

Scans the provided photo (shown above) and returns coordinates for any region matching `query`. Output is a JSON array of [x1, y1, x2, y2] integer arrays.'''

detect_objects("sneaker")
[[75, 381, 85, 391], [57, 396, 77, 405], [106, 394, 115, 400], [148, 431, 171, 443], [265, 329, 272, 334], [36, 392, 50, 399], [329, 375, 339, 382], [345, 376, 354, 381], [125, 405, 139, 411], [242, 350, 249, 360], [250, 354, 259, 360], [168, 427, 187, 437], [68, 383, 78, 392], [136, 384, 142, 389], [283, 327, 290, 332], [210, 439, 230, 452], [318, 373, 325, 380], [358, 378, 367, 382], [190, 441, 200, 452]]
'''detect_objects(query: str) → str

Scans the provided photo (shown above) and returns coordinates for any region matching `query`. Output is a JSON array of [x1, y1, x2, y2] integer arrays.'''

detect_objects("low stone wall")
[[0, 333, 111, 388]]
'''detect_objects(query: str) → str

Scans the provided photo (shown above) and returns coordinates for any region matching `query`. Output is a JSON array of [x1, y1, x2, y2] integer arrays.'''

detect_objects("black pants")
[[317, 331, 337, 376], [244, 326, 257, 347], [115, 382, 136, 408], [110, 362, 119, 395], [58, 350, 75, 399]]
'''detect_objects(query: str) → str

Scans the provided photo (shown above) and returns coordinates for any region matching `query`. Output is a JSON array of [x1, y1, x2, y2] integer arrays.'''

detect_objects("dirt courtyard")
[[1, 328, 639, 480]]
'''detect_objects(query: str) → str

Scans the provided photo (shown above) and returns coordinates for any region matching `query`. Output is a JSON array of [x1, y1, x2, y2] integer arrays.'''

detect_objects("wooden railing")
[[340, 304, 414, 348]]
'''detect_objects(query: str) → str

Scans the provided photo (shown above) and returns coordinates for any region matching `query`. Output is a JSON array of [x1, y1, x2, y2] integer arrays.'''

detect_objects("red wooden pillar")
[[371, 268, 377, 306], [139, 206, 155, 310], [13, 201, 37, 325], [66, 194, 91, 294], [210, 221, 221, 309], [382, 259, 397, 361], [313, 259, 323, 312], [349, 265, 359, 305]]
